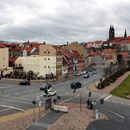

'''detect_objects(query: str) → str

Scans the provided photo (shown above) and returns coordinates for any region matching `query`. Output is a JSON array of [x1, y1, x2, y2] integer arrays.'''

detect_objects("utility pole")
[[80, 88, 82, 112]]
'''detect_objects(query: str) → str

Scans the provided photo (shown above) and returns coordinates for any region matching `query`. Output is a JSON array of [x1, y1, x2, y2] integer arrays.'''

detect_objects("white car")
[[44, 89, 56, 97]]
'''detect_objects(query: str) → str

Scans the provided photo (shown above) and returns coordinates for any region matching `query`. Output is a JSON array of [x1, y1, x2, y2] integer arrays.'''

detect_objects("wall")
[[0, 48, 9, 70]]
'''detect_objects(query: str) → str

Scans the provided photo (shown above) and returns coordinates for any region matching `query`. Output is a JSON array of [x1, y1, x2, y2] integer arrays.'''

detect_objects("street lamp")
[[32, 100, 37, 122]]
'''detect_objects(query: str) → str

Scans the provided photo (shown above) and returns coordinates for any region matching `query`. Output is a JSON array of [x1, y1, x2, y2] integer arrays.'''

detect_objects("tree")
[[117, 54, 124, 64]]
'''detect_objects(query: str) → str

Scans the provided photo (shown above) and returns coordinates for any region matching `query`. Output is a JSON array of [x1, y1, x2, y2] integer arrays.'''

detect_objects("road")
[[0, 67, 130, 130], [0, 68, 102, 116]]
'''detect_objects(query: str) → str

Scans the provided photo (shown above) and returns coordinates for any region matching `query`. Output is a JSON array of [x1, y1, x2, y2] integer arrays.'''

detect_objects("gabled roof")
[[70, 50, 80, 58], [88, 50, 102, 56], [61, 48, 73, 59]]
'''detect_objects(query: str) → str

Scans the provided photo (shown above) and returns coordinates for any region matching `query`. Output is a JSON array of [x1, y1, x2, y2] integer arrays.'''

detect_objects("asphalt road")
[[0, 68, 103, 116], [1, 67, 130, 130]]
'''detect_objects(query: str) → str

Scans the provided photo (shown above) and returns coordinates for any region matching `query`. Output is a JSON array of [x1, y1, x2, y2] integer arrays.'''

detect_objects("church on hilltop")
[[108, 25, 127, 41]]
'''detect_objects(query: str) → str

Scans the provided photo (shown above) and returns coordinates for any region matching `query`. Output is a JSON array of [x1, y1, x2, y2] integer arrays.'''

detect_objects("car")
[[84, 74, 89, 78], [75, 73, 81, 76], [43, 89, 56, 97], [70, 81, 82, 89], [19, 80, 30, 85], [40, 83, 52, 91], [82, 71, 86, 74]]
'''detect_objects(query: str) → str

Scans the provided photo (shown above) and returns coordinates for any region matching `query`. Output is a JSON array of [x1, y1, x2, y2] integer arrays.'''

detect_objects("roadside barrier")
[[53, 103, 69, 112]]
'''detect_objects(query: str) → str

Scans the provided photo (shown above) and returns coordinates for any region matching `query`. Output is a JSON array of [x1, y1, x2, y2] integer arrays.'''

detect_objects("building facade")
[[0, 47, 9, 76]]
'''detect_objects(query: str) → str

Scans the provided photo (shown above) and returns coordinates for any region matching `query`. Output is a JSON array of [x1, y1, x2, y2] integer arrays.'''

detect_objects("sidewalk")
[[99, 71, 130, 94], [0, 107, 46, 130]]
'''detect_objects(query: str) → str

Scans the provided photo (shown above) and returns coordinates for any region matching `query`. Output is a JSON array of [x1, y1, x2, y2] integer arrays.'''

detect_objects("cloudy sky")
[[0, 0, 130, 44]]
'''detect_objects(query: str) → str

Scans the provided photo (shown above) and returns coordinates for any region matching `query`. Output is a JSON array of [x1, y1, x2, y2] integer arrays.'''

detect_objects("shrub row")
[[96, 68, 127, 89]]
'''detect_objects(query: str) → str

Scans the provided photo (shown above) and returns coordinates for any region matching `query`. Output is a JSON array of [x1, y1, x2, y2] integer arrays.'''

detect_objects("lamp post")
[[32, 100, 37, 122], [80, 89, 82, 112]]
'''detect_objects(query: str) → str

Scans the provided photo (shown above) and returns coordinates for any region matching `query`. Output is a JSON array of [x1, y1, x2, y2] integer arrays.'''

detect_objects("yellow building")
[[39, 44, 63, 79], [0, 47, 9, 76]]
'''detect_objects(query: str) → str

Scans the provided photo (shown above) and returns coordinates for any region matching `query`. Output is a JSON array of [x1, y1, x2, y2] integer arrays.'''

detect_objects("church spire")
[[109, 25, 115, 40], [124, 29, 127, 38]]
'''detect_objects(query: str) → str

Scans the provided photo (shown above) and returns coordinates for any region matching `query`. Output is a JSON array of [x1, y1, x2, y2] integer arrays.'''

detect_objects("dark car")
[[70, 81, 82, 89], [40, 83, 52, 91], [19, 80, 30, 85]]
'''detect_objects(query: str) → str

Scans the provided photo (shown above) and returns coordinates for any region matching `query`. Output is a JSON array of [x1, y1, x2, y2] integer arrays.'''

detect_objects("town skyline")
[[0, 0, 130, 44]]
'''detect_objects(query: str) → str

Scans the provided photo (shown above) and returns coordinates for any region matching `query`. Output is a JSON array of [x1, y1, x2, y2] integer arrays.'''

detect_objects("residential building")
[[61, 48, 74, 78], [39, 44, 63, 79], [15, 55, 56, 78], [101, 48, 117, 64], [0, 45, 9, 76], [64, 42, 88, 69]]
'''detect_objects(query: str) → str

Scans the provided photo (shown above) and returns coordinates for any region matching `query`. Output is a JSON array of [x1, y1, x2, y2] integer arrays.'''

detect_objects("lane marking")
[[104, 95, 112, 101], [61, 97, 73, 103], [0, 108, 12, 113], [0, 104, 25, 112], [96, 94, 108, 101], [102, 107, 125, 119]]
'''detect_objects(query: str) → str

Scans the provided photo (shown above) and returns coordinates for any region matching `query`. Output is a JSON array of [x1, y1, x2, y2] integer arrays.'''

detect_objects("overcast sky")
[[0, 0, 130, 44]]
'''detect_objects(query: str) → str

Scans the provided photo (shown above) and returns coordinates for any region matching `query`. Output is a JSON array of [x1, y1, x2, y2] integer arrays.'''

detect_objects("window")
[[44, 58, 46, 60], [44, 51, 46, 54], [48, 58, 50, 60], [48, 66, 50, 68], [48, 51, 50, 53], [44, 66, 46, 68]]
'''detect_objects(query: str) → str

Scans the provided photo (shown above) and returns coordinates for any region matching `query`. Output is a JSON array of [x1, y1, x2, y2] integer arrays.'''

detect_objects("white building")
[[0, 47, 11, 76], [15, 55, 56, 77]]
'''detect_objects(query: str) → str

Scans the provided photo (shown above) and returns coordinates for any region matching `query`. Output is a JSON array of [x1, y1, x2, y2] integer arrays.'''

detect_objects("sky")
[[0, 0, 130, 44]]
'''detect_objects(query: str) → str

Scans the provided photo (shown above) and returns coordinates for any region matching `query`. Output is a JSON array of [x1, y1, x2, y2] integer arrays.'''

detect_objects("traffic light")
[[32, 100, 37, 105], [100, 98, 104, 104]]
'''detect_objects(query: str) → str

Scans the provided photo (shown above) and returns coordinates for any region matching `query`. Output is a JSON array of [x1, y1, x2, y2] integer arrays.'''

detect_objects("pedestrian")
[[88, 91, 91, 97], [87, 99, 90, 109], [73, 87, 76, 93]]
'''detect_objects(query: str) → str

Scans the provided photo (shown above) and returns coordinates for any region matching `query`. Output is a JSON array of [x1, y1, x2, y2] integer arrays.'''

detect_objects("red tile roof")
[[102, 48, 116, 54], [0, 44, 6, 48]]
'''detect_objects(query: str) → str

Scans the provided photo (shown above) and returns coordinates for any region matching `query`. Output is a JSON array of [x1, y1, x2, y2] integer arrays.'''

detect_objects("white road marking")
[[0, 104, 25, 112], [0, 95, 32, 104], [0, 85, 14, 89], [0, 108, 12, 113], [103, 107, 125, 119], [104, 95, 112, 101], [121, 102, 124, 105], [96, 94, 108, 101], [61, 97, 73, 103]]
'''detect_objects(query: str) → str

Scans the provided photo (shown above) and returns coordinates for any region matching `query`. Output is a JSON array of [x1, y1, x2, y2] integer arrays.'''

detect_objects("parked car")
[[70, 81, 82, 89], [84, 74, 89, 78], [40, 83, 52, 91], [75, 73, 81, 76], [19, 80, 30, 85]]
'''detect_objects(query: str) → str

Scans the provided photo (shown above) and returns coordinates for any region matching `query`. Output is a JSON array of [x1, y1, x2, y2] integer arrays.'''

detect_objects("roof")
[[0, 44, 6, 48], [88, 50, 102, 56], [71, 50, 80, 58], [118, 51, 129, 59], [102, 48, 116, 54], [61, 48, 73, 59]]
